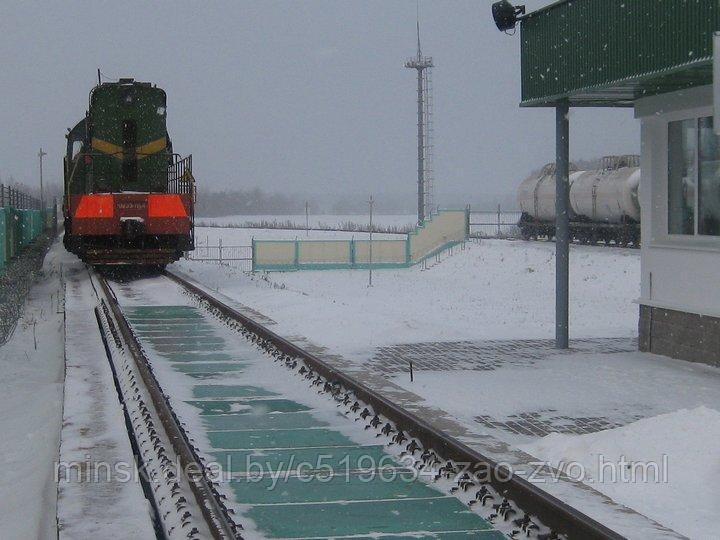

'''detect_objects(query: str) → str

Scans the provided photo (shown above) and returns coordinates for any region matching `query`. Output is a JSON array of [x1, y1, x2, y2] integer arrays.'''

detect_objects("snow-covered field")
[[177, 237, 640, 353], [197, 213, 416, 229]]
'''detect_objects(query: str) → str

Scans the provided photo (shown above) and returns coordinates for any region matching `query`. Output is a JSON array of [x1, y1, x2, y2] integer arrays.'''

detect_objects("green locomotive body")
[[63, 78, 195, 265]]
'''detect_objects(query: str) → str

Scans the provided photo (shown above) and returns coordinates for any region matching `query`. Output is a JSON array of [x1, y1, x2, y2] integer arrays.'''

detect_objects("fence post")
[[294, 239, 300, 270], [465, 204, 471, 238], [218, 238, 223, 265], [350, 237, 356, 267], [251, 238, 256, 272], [497, 204, 501, 237]]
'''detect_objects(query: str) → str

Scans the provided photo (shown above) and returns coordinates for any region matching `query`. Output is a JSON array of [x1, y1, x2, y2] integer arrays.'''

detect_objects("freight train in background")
[[63, 77, 195, 265], [517, 155, 641, 247]]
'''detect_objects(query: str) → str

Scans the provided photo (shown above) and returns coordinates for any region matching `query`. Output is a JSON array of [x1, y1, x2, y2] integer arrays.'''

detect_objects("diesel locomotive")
[[63, 78, 195, 265]]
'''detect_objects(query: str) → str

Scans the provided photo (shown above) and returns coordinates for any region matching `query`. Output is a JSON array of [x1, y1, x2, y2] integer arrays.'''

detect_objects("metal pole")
[[555, 101, 570, 349], [417, 68, 425, 224], [305, 201, 309, 237], [497, 204, 501, 237], [368, 195, 374, 287], [38, 148, 47, 210]]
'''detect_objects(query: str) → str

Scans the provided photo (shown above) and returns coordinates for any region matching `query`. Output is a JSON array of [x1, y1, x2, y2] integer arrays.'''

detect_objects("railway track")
[[91, 267, 623, 540]]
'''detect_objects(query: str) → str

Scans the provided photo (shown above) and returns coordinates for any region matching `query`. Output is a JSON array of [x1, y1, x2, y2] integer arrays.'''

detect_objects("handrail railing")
[[167, 154, 194, 195]]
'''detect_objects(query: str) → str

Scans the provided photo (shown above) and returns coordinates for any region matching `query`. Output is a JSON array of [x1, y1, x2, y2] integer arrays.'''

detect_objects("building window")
[[698, 117, 720, 236], [667, 116, 720, 237], [668, 119, 695, 235]]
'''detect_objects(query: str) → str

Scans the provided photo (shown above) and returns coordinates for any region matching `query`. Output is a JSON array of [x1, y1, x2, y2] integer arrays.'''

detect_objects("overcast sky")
[[0, 0, 638, 209]]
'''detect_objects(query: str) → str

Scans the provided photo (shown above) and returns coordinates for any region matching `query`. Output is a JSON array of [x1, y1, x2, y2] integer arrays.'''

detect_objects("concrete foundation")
[[639, 305, 720, 367]]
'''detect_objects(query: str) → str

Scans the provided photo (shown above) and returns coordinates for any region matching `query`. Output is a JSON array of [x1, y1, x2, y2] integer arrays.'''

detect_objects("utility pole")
[[555, 101, 570, 349], [368, 195, 374, 287], [38, 148, 47, 210], [305, 201, 309, 237]]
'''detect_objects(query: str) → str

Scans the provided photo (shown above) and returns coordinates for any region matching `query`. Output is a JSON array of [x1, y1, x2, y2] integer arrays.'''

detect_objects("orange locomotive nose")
[[73, 194, 115, 218], [147, 194, 187, 218]]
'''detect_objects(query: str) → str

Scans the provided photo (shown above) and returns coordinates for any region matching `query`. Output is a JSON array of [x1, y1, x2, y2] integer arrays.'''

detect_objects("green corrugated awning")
[[520, 0, 719, 107]]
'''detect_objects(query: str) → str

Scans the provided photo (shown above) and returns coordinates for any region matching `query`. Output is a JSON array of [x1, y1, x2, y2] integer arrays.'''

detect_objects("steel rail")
[[96, 273, 240, 540], [165, 269, 624, 540]]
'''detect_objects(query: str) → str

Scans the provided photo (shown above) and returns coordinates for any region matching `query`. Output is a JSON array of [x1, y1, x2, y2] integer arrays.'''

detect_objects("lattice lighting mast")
[[405, 19, 434, 224]]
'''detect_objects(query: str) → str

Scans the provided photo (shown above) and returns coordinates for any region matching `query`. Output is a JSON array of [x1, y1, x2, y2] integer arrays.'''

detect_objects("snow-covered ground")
[[173, 234, 720, 538], [3, 232, 715, 537], [390, 352, 720, 539], [0, 243, 65, 540], [519, 406, 720, 540], [58, 260, 155, 538], [177, 238, 640, 353]]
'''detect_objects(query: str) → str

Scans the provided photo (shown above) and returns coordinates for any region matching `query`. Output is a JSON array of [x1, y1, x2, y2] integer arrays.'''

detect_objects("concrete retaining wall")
[[252, 209, 468, 271]]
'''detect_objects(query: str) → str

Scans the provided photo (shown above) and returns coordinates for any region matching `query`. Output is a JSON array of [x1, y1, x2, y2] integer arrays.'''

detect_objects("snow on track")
[[57, 263, 155, 539], [109, 276, 514, 539]]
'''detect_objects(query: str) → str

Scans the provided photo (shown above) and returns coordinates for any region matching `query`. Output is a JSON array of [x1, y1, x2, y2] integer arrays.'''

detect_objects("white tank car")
[[570, 156, 640, 223], [517, 163, 583, 221], [517, 155, 641, 246]]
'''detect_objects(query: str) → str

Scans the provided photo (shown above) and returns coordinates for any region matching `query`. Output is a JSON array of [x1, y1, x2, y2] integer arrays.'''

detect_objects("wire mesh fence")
[[469, 209, 522, 239], [0, 184, 42, 209], [184, 241, 252, 271]]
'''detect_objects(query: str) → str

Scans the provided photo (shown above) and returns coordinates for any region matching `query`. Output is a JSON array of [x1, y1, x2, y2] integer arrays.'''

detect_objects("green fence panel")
[[34, 210, 43, 239], [8, 209, 19, 258], [19, 210, 30, 246]]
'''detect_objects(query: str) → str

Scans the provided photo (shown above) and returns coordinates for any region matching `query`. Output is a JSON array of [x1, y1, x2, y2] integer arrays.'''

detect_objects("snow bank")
[[519, 407, 720, 539]]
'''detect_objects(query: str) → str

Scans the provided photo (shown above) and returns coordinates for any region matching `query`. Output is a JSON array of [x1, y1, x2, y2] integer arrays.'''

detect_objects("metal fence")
[[184, 240, 252, 271], [469, 208, 522, 239], [0, 184, 42, 209]]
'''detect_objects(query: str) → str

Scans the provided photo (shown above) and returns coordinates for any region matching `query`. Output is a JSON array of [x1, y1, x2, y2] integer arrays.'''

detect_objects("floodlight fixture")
[[492, 1, 526, 32]]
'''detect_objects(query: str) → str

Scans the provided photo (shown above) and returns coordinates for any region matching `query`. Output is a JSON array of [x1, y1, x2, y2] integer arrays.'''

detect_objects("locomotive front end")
[[63, 79, 195, 265]]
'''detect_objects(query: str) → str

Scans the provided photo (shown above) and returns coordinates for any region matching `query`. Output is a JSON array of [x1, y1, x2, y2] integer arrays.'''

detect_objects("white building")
[[518, 0, 719, 365]]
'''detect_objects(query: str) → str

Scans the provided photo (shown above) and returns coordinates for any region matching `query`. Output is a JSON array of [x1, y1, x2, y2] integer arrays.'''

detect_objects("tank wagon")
[[517, 155, 641, 246], [63, 78, 195, 265]]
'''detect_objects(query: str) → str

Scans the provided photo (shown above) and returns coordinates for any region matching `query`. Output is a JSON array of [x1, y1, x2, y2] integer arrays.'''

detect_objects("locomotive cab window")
[[668, 116, 720, 237]]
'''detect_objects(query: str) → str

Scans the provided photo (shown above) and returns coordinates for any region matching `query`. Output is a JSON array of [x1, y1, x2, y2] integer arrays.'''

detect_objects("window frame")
[[655, 104, 720, 250], [667, 117, 698, 236]]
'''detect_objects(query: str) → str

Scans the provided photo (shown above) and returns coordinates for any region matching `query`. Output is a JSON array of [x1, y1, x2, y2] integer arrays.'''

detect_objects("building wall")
[[636, 85, 720, 365]]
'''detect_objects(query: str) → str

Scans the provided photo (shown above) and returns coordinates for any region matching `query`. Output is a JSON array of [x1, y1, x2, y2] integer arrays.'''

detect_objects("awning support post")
[[555, 101, 570, 349]]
